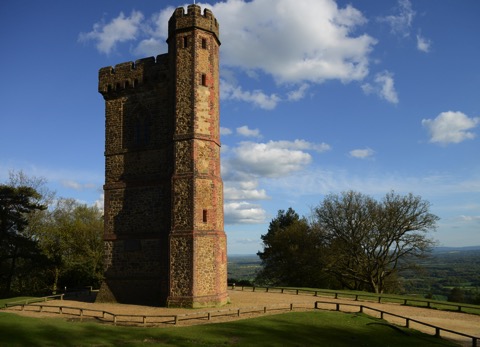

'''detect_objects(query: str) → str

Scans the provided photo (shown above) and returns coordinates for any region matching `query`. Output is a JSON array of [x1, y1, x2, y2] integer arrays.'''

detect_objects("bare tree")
[[312, 191, 439, 293]]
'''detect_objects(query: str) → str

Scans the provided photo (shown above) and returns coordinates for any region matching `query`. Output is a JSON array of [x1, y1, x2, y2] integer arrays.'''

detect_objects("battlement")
[[98, 54, 169, 96], [168, 5, 219, 44]]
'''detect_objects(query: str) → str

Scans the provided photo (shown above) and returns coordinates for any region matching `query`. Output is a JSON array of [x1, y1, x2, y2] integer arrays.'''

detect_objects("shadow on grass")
[[0, 311, 457, 346]]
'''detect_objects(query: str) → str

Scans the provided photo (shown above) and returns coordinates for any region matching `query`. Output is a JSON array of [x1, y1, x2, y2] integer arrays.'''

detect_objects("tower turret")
[[167, 4, 228, 308]]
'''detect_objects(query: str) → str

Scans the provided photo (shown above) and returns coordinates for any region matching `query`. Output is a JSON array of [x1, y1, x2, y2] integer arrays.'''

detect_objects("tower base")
[[96, 278, 168, 306], [167, 292, 229, 308]]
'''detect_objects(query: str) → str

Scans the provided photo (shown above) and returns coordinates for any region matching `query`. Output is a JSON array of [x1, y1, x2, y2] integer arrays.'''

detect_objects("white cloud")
[[133, 38, 163, 57], [362, 71, 399, 104], [416, 34, 432, 53], [230, 141, 311, 178], [82, 0, 378, 108], [211, 0, 375, 84], [422, 111, 480, 145], [61, 180, 97, 191], [224, 186, 269, 200], [287, 84, 310, 102], [459, 215, 480, 223], [221, 138, 330, 224], [378, 0, 415, 37], [236, 126, 262, 138], [221, 80, 280, 110], [220, 127, 233, 136], [94, 193, 105, 212], [79, 11, 144, 55], [350, 148, 375, 159], [224, 201, 267, 224]]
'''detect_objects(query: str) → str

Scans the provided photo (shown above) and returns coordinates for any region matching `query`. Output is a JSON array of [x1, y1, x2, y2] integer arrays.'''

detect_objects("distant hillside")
[[433, 245, 480, 253]]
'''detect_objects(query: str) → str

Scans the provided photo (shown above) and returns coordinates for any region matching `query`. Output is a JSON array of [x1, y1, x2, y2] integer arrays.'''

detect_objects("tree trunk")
[[6, 245, 18, 294], [52, 267, 59, 294]]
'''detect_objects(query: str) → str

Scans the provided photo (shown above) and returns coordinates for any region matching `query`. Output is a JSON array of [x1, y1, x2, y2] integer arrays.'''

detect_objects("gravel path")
[[5, 289, 479, 346]]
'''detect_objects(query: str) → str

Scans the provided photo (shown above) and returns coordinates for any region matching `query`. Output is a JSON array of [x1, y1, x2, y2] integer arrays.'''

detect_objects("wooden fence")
[[3, 291, 479, 346], [3, 301, 305, 326], [231, 285, 480, 314], [314, 300, 479, 347], [2, 294, 64, 308]]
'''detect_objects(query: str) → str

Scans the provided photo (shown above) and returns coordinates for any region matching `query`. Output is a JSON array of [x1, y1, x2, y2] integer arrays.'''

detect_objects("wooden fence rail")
[[314, 300, 479, 347], [231, 285, 480, 314], [2, 294, 64, 308], [3, 295, 478, 346]]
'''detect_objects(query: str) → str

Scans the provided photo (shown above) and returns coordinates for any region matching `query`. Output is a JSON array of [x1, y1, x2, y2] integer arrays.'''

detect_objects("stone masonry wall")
[[98, 5, 227, 308]]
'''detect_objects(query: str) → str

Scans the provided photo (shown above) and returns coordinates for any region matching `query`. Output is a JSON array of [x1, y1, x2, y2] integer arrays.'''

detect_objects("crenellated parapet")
[[98, 54, 169, 97], [168, 4, 220, 44]]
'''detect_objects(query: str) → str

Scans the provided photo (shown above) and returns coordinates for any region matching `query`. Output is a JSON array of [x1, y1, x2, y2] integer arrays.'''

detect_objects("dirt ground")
[[4, 289, 480, 346]]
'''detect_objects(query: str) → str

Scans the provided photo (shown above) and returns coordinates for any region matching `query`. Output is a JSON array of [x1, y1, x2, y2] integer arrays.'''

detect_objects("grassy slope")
[[0, 311, 456, 347]]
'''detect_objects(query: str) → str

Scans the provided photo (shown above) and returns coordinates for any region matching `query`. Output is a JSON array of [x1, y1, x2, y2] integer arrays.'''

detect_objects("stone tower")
[[96, 5, 228, 308]]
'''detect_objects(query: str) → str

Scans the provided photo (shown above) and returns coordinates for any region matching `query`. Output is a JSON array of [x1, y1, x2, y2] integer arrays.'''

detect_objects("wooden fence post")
[[290, 304, 293, 311]]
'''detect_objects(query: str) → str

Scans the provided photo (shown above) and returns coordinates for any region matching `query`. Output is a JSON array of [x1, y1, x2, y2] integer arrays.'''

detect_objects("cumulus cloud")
[[287, 84, 310, 102], [230, 141, 312, 178], [349, 148, 375, 159], [94, 193, 105, 212], [236, 126, 262, 138], [362, 71, 399, 104], [79, 11, 144, 54], [422, 111, 480, 145], [224, 201, 267, 224], [416, 34, 432, 53], [81, 0, 377, 108], [212, 0, 375, 84], [220, 127, 233, 136], [221, 80, 280, 110], [459, 215, 480, 223], [221, 137, 330, 224], [378, 0, 415, 37], [422, 111, 480, 144], [224, 186, 269, 200], [61, 180, 97, 191]]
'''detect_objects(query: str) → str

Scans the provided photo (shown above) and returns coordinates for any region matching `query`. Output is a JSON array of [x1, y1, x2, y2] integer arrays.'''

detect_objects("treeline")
[[0, 171, 103, 297], [254, 191, 439, 294], [400, 248, 480, 304]]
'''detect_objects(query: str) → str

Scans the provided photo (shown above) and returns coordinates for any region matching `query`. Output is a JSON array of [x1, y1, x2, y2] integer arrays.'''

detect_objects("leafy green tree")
[[256, 208, 331, 287], [0, 185, 47, 295], [36, 198, 104, 292], [313, 191, 439, 293]]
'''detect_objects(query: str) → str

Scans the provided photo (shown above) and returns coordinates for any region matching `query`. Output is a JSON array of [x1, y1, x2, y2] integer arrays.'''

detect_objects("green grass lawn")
[[0, 310, 456, 347]]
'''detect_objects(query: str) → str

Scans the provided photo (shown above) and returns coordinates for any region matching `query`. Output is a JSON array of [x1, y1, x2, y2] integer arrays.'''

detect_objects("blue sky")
[[1, 0, 479, 254]]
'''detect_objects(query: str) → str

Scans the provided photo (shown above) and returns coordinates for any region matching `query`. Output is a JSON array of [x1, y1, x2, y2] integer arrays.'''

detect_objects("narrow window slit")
[[203, 210, 208, 223]]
